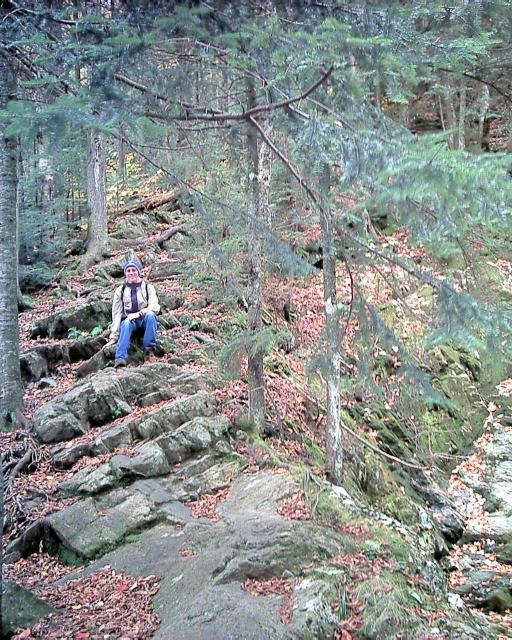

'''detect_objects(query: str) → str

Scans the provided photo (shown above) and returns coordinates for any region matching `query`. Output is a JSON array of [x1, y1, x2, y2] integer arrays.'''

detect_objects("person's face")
[[125, 267, 141, 283]]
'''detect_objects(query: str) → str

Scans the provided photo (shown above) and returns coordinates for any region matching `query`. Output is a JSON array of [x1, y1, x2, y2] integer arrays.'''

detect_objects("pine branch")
[[133, 66, 334, 122]]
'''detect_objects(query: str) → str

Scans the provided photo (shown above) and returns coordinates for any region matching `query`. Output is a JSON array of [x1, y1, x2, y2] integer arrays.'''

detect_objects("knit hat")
[[124, 258, 142, 275]]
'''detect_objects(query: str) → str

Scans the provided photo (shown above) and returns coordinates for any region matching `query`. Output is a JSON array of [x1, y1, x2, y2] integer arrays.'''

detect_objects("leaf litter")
[[7, 557, 160, 640]]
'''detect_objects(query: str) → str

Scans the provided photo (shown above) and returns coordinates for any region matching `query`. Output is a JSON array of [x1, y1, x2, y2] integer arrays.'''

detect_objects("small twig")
[[8, 447, 34, 486], [341, 416, 426, 471]]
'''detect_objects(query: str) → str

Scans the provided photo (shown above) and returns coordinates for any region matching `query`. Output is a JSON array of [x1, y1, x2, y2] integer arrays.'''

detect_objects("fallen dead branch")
[[115, 224, 194, 249], [115, 189, 180, 217]]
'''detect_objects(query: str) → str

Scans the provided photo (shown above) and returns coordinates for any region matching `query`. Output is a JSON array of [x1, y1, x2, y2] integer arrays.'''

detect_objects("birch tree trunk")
[[0, 54, 23, 431], [81, 124, 109, 271], [246, 79, 266, 431], [477, 83, 490, 149], [441, 73, 457, 149], [320, 164, 343, 484], [457, 78, 466, 150]]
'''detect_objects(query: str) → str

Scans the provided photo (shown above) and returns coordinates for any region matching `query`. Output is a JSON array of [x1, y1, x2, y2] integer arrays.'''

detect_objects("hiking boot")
[[144, 348, 156, 364], [114, 358, 127, 368]]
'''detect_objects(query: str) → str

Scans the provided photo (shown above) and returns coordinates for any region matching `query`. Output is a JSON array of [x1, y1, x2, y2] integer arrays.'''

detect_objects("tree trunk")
[[320, 164, 343, 484], [477, 83, 490, 149], [16, 147, 32, 311], [246, 78, 266, 431], [457, 77, 466, 150], [0, 54, 23, 431], [81, 125, 109, 271], [118, 124, 126, 182], [441, 73, 457, 149]]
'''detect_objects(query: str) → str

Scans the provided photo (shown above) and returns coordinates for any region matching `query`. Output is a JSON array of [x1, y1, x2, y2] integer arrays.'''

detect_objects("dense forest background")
[[2, 2, 512, 638], [3, 0, 512, 469]]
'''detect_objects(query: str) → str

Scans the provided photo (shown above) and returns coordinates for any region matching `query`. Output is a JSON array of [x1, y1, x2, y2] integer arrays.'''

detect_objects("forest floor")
[[4, 200, 512, 638]]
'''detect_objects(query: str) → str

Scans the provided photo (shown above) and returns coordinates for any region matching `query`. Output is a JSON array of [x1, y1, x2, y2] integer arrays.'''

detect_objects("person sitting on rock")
[[106, 258, 160, 367]]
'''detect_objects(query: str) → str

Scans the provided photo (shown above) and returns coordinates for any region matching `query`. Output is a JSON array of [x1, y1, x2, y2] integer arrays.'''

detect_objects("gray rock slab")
[[134, 392, 217, 440], [45, 488, 159, 558], [181, 458, 245, 498], [30, 298, 111, 339], [2, 581, 58, 637], [84, 473, 350, 639], [110, 441, 171, 478], [454, 568, 512, 612], [52, 441, 92, 469], [60, 462, 115, 496], [21, 339, 107, 383], [93, 422, 133, 453], [471, 422, 512, 541], [20, 348, 50, 382], [155, 415, 231, 464], [32, 364, 191, 443], [58, 416, 232, 498]]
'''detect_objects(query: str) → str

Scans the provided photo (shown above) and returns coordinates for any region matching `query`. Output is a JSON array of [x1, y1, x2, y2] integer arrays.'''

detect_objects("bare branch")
[[116, 225, 194, 249], [248, 115, 321, 207], [125, 66, 334, 122]]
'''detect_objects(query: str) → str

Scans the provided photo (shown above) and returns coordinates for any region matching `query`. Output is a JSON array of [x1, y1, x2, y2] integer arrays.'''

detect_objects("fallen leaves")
[[233, 441, 269, 473], [4, 553, 83, 592], [277, 491, 310, 520], [497, 378, 512, 397], [243, 576, 299, 624], [186, 487, 230, 522], [9, 563, 160, 640], [243, 576, 296, 597], [329, 550, 392, 579]]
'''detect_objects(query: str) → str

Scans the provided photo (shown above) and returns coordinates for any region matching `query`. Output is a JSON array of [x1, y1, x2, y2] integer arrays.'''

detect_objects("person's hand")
[[126, 312, 141, 321], [105, 338, 117, 348]]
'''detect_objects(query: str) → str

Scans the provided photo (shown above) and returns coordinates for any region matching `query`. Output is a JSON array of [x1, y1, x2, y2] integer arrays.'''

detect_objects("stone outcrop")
[[21, 336, 108, 382], [51, 391, 218, 470], [12, 345, 503, 638], [58, 414, 230, 495], [30, 298, 111, 339], [32, 364, 208, 443]]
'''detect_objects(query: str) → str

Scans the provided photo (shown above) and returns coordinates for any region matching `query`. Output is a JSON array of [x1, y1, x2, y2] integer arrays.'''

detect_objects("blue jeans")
[[115, 312, 158, 360]]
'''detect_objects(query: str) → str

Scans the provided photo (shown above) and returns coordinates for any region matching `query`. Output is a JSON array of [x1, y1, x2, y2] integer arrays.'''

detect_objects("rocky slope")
[[4, 211, 512, 638]]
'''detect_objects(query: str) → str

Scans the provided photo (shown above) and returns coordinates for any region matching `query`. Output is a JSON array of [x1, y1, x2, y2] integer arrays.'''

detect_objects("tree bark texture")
[[320, 164, 343, 484], [441, 73, 457, 149], [82, 125, 108, 270], [457, 77, 466, 150], [0, 55, 23, 431], [478, 83, 490, 149], [118, 124, 126, 181], [246, 78, 266, 431]]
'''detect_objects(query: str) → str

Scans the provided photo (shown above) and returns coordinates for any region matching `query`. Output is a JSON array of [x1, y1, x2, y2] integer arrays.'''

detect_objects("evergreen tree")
[[0, 52, 23, 431], [1, 0, 511, 482]]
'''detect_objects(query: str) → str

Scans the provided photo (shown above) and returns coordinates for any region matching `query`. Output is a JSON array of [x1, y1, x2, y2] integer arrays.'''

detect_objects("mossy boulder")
[[45, 488, 159, 559], [111, 214, 150, 239]]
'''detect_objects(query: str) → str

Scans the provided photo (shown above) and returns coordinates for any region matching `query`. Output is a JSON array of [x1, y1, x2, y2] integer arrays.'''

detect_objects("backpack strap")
[[121, 281, 149, 308]]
